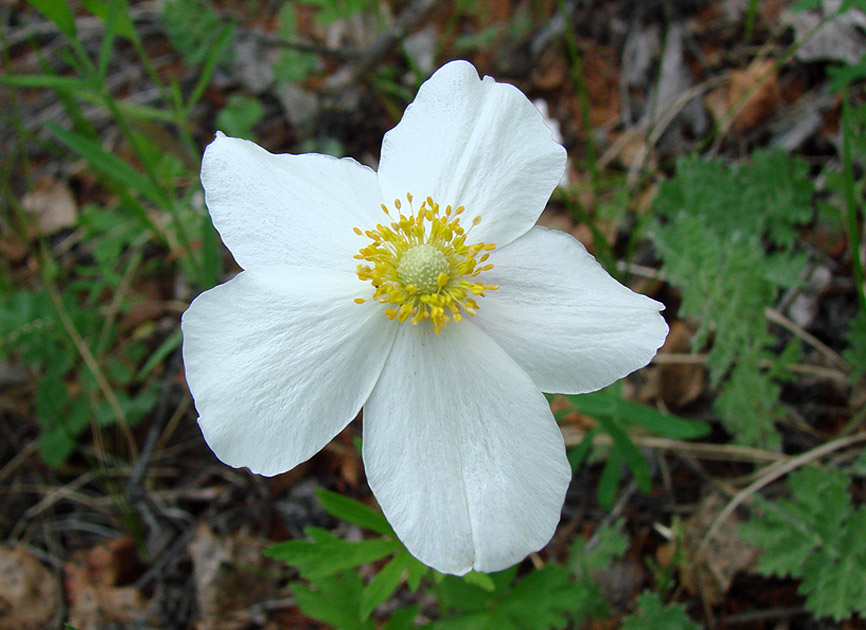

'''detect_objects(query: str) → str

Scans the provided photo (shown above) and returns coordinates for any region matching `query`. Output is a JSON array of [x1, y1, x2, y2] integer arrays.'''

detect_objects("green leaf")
[[621, 591, 701, 630], [567, 426, 596, 472], [382, 605, 419, 630], [293, 570, 375, 630], [80, 0, 136, 39], [29, 0, 77, 39], [574, 519, 629, 575], [650, 150, 814, 447], [137, 329, 182, 380], [360, 550, 414, 619], [313, 488, 393, 536], [740, 467, 866, 620], [593, 414, 651, 492], [436, 565, 591, 630], [161, 0, 233, 67], [37, 380, 91, 466], [843, 310, 866, 378], [597, 450, 623, 509], [0, 74, 89, 91], [462, 571, 496, 592], [265, 527, 400, 579], [186, 23, 235, 112], [563, 390, 709, 439], [215, 94, 264, 140], [200, 202, 221, 290]]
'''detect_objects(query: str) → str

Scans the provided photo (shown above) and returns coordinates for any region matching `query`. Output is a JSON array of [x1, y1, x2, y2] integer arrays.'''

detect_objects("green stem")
[[841, 88, 866, 312], [556, 0, 598, 191]]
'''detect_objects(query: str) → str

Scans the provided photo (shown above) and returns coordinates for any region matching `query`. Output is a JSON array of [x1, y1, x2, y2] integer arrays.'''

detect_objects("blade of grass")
[[97, 0, 124, 82], [47, 122, 169, 208], [29, 0, 77, 39], [185, 23, 235, 114]]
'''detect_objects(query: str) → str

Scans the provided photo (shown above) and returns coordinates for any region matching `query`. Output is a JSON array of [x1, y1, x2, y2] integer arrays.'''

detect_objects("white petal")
[[363, 321, 571, 575], [181, 267, 397, 476], [201, 133, 382, 271], [377, 60, 566, 248], [474, 226, 668, 394]]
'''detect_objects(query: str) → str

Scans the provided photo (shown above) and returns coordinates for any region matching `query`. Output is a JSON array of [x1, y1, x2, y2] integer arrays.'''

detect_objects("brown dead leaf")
[[532, 48, 568, 90], [705, 59, 780, 134], [679, 492, 758, 605], [21, 176, 77, 236], [0, 545, 61, 630], [188, 524, 280, 630], [658, 321, 705, 409], [64, 536, 153, 630]]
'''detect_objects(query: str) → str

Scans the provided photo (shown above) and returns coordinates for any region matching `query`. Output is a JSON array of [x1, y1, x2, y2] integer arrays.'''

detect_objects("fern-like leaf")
[[740, 467, 866, 620]]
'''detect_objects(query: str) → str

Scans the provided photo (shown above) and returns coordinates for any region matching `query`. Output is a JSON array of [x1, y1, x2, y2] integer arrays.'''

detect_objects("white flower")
[[182, 60, 668, 575]]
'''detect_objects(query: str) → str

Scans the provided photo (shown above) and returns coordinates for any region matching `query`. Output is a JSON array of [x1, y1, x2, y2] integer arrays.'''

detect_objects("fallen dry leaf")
[[658, 321, 705, 409], [0, 545, 61, 630], [64, 536, 153, 630], [21, 176, 77, 236], [188, 524, 280, 630], [705, 59, 780, 134], [678, 492, 758, 606]]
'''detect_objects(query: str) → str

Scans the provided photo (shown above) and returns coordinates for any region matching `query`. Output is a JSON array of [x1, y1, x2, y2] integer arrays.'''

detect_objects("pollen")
[[354, 194, 498, 333]]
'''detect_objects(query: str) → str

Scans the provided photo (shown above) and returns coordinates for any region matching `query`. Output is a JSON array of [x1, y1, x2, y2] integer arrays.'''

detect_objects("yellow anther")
[[352, 195, 498, 333]]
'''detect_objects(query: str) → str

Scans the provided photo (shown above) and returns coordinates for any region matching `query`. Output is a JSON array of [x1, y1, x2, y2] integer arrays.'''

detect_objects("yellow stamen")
[[353, 194, 497, 333]]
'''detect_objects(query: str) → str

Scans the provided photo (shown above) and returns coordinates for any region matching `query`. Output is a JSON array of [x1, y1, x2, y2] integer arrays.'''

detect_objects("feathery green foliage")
[[651, 149, 814, 447], [620, 592, 701, 630], [740, 467, 866, 620]]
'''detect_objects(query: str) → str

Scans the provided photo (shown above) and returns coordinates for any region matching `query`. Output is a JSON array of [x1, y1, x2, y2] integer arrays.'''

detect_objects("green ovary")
[[396, 244, 449, 294]]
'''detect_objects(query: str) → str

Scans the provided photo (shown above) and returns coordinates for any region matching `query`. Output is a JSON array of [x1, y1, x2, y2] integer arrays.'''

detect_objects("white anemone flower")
[[182, 60, 668, 575]]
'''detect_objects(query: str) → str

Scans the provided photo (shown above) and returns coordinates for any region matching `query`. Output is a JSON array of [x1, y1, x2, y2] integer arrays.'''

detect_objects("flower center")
[[353, 194, 498, 333], [397, 244, 450, 294]]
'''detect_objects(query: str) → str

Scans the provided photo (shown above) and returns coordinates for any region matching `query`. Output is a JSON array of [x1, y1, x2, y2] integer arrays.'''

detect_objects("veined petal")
[[363, 321, 571, 575], [182, 267, 397, 476], [474, 226, 668, 394], [201, 133, 382, 271], [377, 60, 566, 248]]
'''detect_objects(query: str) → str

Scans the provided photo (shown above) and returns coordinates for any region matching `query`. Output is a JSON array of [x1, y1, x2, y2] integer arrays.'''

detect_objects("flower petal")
[[201, 133, 382, 271], [474, 226, 668, 394], [363, 321, 571, 575], [377, 60, 566, 248], [182, 267, 397, 476]]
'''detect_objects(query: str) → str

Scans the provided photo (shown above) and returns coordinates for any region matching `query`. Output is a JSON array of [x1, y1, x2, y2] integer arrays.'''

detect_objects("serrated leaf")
[[293, 570, 375, 630], [740, 467, 866, 620], [314, 488, 393, 536], [497, 565, 583, 629], [265, 529, 400, 579], [621, 591, 701, 630], [436, 566, 587, 630], [843, 311, 866, 378], [651, 150, 814, 448]]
